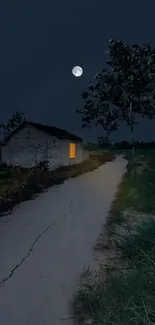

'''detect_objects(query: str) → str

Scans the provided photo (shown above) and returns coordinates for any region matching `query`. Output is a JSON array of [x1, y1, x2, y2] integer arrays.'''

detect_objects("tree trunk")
[[105, 129, 111, 144], [129, 101, 135, 155], [130, 121, 135, 155]]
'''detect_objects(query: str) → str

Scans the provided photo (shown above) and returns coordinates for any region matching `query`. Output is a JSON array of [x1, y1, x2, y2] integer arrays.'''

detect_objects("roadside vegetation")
[[84, 140, 155, 153], [108, 150, 155, 226], [0, 151, 115, 216], [72, 152, 155, 325]]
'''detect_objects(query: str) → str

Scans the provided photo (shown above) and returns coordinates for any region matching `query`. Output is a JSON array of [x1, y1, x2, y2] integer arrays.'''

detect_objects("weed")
[[72, 153, 155, 325]]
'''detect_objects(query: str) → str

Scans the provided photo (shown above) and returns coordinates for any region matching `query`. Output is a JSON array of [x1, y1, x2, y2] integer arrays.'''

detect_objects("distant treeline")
[[112, 141, 155, 150], [84, 141, 155, 151]]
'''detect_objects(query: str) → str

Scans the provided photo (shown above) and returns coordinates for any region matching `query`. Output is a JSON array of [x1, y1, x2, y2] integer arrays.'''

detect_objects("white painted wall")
[[1, 125, 84, 170], [48, 138, 84, 169]]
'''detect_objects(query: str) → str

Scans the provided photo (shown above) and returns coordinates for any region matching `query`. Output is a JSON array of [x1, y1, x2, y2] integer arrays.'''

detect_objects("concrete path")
[[0, 156, 127, 325]]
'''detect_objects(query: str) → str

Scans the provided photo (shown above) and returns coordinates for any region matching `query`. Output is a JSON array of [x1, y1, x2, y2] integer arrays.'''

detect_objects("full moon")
[[72, 66, 83, 77]]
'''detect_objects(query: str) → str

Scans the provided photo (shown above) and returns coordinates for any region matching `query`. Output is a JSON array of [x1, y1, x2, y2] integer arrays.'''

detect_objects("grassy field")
[[73, 152, 155, 325], [113, 148, 155, 156]]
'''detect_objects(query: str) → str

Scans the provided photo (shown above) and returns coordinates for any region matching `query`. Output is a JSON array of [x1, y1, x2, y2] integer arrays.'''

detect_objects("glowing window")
[[69, 143, 77, 158]]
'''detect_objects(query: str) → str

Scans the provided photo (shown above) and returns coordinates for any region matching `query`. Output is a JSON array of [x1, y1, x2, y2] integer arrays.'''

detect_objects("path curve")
[[0, 155, 127, 325]]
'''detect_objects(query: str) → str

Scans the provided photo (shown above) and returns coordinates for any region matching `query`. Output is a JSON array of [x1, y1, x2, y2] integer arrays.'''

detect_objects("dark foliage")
[[77, 39, 155, 150], [0, 110, 25, 138], [112, 140, 155, 150]]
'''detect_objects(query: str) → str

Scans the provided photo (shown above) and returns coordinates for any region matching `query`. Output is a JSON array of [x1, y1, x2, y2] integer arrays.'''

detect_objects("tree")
[[97, 136, 111, 148], [77, 78, 120, 142], [77, 40, 155, 154], [0, 110, 25, 138]]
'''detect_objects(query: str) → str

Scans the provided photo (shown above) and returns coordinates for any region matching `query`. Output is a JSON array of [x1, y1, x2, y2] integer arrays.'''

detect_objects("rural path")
[[0, 156, 127, 325]]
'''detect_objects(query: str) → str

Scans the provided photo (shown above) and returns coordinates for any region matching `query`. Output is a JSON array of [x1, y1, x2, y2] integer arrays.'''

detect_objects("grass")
[[108, 152, 155, 226], [0, 166, 18, 193], [0, 151, 115, 215], [113, 148, 155, 156], [119, 218, 155, 265], [72, 152, 155, 325], [74, 256, 155, 325]]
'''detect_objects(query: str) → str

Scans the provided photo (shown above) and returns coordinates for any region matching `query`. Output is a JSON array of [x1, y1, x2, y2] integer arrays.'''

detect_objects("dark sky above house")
[[1, 0, 155, 142]]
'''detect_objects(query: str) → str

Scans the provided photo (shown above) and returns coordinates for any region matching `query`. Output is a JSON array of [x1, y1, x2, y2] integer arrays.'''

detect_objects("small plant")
[[37, 160, 49, 171], [0, 162, 8, 169]]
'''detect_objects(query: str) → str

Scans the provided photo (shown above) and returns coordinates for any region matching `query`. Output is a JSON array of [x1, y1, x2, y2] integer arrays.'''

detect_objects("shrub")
[[0, 167, 50, 213]]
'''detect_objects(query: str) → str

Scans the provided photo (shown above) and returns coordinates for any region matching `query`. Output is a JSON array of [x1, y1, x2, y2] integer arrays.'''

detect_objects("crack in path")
[[0, 198, 72, 288]]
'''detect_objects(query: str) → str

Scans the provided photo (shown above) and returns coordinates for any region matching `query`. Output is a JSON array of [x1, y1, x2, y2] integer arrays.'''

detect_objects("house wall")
[[1, 125, 84, 169], [47, 139, 84, 169]]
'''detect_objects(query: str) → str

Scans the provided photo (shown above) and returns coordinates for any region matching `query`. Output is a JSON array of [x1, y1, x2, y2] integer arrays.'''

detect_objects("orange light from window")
[[69, 143, 76, 158]]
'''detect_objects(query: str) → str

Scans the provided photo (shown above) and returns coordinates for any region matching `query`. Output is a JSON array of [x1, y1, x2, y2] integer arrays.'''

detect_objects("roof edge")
[[0, 120, 82, 145]]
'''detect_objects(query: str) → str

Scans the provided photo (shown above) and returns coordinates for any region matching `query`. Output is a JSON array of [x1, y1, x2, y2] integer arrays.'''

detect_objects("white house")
[[1, 121, 85, 170]]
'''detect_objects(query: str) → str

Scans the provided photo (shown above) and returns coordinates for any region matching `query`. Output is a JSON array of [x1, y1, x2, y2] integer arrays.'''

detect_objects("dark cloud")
[[0, 1, 155, 141]]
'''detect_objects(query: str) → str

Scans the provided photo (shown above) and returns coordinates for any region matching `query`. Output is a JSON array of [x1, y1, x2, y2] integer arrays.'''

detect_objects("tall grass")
[[73, 221, 155, 325], [108, 154, 155, 226], [73, 154, 155, 325]]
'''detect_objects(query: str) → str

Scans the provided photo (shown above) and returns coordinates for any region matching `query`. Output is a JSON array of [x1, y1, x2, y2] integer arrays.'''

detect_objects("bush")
[[0, 169, 11, 178], [36, 160, 49, 171], [0, 168, 51, 213]]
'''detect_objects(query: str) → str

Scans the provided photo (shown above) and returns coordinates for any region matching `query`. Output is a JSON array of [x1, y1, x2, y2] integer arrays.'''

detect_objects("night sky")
[[0, 1, 155, 142]]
